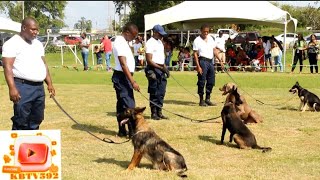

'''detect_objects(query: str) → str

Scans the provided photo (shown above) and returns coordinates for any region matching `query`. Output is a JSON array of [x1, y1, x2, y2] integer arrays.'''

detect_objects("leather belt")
[[199, 57, 213, 61], [14, 77, 43, 86], [113, 70, 134, 76]]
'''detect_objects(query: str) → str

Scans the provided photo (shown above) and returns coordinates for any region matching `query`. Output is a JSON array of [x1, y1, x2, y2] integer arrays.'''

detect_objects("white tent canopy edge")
[[144, 1, 298, 71]]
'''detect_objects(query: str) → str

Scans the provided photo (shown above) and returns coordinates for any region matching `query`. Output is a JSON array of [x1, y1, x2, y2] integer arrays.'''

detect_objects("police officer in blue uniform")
[[112, 23, 140, 137], [193, 24, 223, 106], [145, 24, 170, 120]]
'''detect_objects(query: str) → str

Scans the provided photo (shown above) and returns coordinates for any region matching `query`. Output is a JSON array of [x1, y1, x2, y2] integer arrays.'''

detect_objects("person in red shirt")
[[100, 35, 113, 71], [256, 45, 265, 72]]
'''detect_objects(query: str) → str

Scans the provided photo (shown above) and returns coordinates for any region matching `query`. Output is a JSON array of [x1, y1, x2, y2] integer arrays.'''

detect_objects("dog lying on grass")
[[118, 107, 187, 177], [289, 81, 320, 112], [219, 82, 263, 124], [220, 86, 272, 153]]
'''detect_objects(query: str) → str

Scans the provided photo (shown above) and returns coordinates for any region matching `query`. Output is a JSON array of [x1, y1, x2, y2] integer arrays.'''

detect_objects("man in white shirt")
[[80, 32, 90, 71], [215, 31, 226, 72], [112, 22, 140, 137], [132, 37, 142, 67], [2, 17, 55, 130], [145, 24, 170, 120], [262, 37, 273, 72], [193, 24, 223, 107]]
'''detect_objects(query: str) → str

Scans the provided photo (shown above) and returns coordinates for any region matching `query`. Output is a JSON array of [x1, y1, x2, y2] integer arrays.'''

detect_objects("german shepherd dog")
[[289, 81, 320, 112], [219, 82, 263, 124], [220, 86, 272, 153], [118, 107, 187, 177]]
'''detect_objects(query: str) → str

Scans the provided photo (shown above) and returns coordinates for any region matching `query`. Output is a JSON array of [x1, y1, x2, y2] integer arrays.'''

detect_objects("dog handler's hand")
[[132, 81, 140, 92], [9, 87, 21, 104], [196, 66, 203, 75], [47, 85, 56, 98]]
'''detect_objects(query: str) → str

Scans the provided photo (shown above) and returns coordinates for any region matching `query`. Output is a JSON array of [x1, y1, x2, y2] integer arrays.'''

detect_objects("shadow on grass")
[[71, 123, 116, 136], [198, 135, 238, 149], [93, 158, 152, 169], [276, 106, 298, 111], [164, 99, 197, 106]]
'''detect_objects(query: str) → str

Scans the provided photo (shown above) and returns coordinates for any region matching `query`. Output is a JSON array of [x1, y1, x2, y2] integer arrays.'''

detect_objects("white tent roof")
[[0, 17, 21, 33], [144, 1, 297, 32]]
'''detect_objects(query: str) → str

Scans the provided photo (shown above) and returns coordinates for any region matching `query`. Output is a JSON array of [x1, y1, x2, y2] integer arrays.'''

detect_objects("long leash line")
[[51, 96, 130, 144], [170, 74, 199, 99], [224, 69, 296, 106], [138, 91, 221, 123]]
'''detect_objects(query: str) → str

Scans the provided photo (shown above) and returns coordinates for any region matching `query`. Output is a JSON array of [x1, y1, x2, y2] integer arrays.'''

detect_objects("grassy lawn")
[[1, 50, 320, 179]]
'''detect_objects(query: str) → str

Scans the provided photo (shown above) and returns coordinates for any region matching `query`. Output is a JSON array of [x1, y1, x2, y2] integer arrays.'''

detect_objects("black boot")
[[117, 117, 127, 137], [199, 94, 207, 106], [157, 107, 168, 119], [205, 94, 217, 106], [151, 107, 160, 120]]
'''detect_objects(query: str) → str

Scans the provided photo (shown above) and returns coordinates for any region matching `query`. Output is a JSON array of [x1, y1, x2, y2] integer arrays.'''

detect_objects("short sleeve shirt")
[[113, 35, 135, 72], [81, 37, 90, 52], [2, 34, 46, 82], [193, 35, 217, 59], [145, 37, 165, 64]]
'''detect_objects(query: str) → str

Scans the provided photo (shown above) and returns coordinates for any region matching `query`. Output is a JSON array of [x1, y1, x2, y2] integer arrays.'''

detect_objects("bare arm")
[[42, 56, 55, 97], [193, 50, 202, 75], [3, 57, 20, 103], [214, 47, 224, 69], [118, 56, 140, 92]]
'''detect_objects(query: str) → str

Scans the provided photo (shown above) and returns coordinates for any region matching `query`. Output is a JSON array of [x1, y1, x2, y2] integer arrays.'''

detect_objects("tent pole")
[[180, 31, 183, 47], [283, 19, 287, 72]]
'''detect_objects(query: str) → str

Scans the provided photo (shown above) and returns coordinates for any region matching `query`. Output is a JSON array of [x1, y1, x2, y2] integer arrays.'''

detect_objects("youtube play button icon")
[[18, 143, 49, 164]]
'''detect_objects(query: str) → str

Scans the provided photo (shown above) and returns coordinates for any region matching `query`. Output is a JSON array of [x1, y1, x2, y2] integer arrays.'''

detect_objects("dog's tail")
[[313, 103, 320, 112], [253, 145, 272, 153]]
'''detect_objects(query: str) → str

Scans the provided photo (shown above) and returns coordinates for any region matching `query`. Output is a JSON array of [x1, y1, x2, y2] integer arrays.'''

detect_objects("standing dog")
[[219, 82, 263, 123], [289, 81, 320, 112], [118, 107, 187, 177], [220, 87, 272, 153]]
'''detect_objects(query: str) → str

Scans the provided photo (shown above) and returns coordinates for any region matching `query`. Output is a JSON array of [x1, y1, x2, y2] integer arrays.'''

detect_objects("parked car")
[[274, 33, 298, 45], [37, 35, 65, 46], [233, 32, 260, 47], [64, 36, 82, 45]]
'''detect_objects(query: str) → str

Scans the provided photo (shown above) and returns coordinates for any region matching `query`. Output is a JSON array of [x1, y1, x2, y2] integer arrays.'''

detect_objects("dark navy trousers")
[[112, 71, 135, 115], [145, 65, 167, 109], [12, 80, 45, 130], [197, 58, 215, 96]]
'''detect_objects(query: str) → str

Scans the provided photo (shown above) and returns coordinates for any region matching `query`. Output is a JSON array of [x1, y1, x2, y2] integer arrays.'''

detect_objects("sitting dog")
[[118, 107, 187, 177], [219, 82, 263, 123], [220, 87, 272, 153], [289, 81, 320, 112]]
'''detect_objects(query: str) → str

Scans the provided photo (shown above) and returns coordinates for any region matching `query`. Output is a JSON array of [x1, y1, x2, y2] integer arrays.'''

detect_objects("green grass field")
[[1, 50, 320, 179]]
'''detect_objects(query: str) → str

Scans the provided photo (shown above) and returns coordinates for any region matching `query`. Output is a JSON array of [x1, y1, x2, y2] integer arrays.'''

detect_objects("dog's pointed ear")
[[296, 81, 299, 85], [135, 106, 146, 113]]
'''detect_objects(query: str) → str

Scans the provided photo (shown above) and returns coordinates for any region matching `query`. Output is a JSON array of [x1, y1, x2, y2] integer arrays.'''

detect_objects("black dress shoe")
[[205, 99, 217, 106], [199, 100, 207, 106]]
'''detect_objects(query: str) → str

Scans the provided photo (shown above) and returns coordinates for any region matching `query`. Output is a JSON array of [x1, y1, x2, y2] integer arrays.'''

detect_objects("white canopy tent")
[[144, 1, 298, 71], [0, 17, 21, 33]]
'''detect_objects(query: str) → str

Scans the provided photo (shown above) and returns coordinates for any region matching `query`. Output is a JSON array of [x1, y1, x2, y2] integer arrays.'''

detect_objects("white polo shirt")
[[215, 36, 226, 53], [112, 35, 135, 73], [263, 40, 271, 55], [145, 37, 165, 64], [2, 34, 46, 82], [193, 35, 217, 59]]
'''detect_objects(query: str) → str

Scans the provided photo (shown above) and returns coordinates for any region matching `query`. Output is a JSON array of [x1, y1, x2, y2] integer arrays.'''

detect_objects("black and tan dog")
[[219, 82, 263, 124], [119, 107, 187, 177], [220, 87, 272, 153], [289, 81, 320, 112]]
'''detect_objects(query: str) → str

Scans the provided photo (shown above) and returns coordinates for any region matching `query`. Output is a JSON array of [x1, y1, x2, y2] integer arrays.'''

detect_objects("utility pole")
[[22, 1, 24, 20]]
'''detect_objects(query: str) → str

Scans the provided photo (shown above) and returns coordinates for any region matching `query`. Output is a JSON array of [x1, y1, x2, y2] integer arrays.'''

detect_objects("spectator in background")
[[215, 31, 226, 72], [270, 41, 283, 72], [225, 37, 236, 51], [163, 37, 174, 67], [241, 37, 252, 55], [226, 47, 237, 71], [80, 32, 90, 71], [262, 36, 273, 72], [101, 35, 113, 72], [138, 42, 145, 67], [291, 33, 307, 74], [307, 34, 319, 74], [94, 45, 104, 70], [133, 37, 142, 67], [256, 45, 265, 72]]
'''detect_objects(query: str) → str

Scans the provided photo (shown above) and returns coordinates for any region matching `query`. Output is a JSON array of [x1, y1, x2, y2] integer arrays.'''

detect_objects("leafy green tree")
[[113, 1, 183, 31], [74, 17, 92, 32], [3, 1, 67, 35]]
